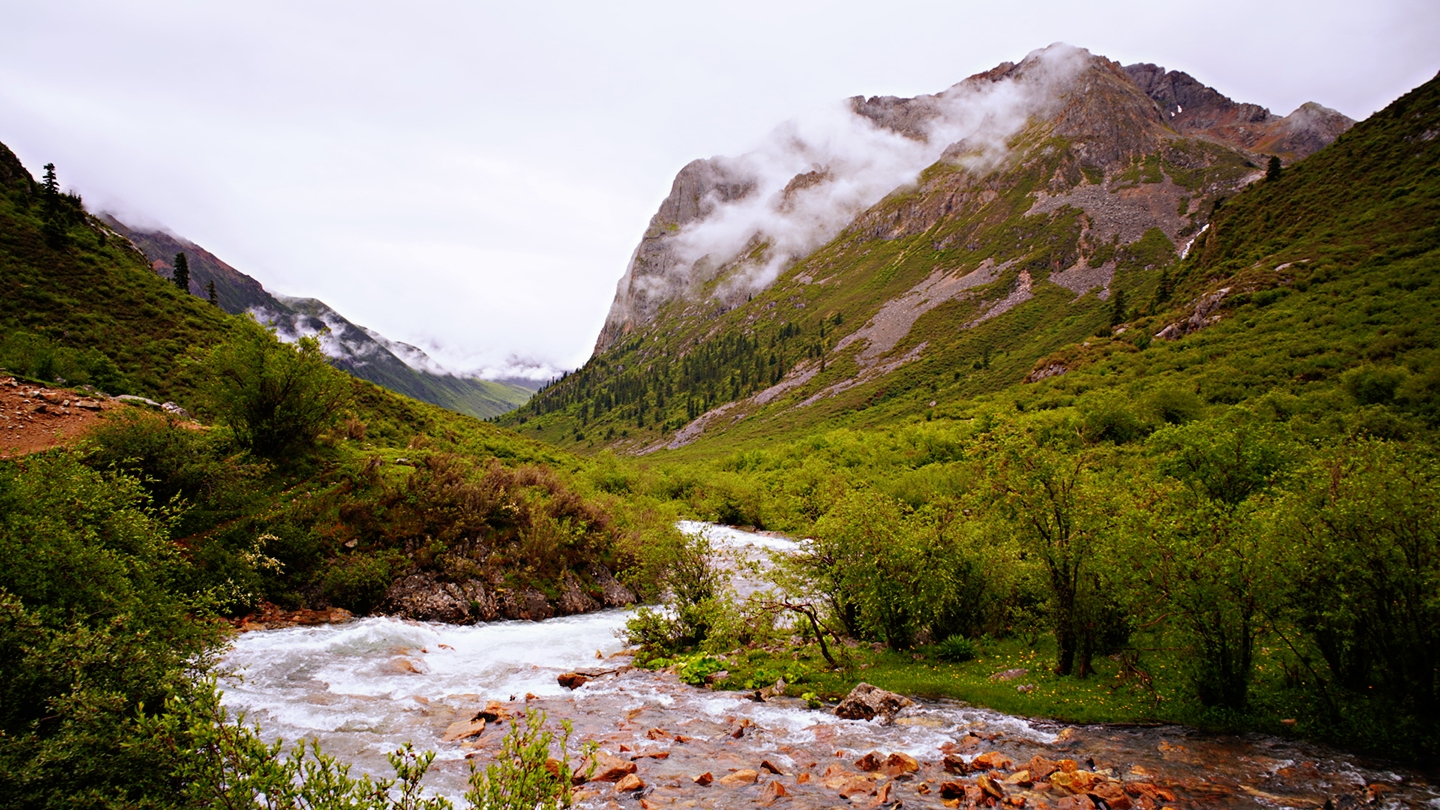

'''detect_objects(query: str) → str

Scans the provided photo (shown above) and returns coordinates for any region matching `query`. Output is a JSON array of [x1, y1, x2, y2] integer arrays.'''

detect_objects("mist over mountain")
[[100, 215, 535, 418], [593, 45, 1353, 357], [510, 44, 1363, 452]]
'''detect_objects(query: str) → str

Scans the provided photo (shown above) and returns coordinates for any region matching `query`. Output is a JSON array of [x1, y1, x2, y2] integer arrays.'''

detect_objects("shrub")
[[201, 323, 351, 460], [934, 635, 977, 663], [320, 550, 408, 613]]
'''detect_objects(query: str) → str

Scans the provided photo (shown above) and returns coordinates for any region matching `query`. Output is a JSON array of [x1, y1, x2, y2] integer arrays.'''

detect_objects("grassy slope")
[[648, 75, 1440, 753], [0, 142, 674, 614], [504, 117, 1258, 454]]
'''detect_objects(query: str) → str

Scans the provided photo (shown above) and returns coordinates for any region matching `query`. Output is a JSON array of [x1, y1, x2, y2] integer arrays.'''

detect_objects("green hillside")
[[606, 72, 1440, 763], [501, 56, 1290, 452]]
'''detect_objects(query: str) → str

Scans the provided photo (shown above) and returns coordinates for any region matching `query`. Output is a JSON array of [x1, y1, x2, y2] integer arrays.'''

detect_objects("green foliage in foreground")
[[631, 429, 1440, 763], [0, 451, 599, 809]]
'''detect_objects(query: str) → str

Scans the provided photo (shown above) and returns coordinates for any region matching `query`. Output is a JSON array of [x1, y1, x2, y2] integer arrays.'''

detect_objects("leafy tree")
[[1135, 419, 1295, 709], [993, 429, 1125, 676], [173, 251, 190, 293], [1274, 441, 1440, 751], [201, 322, 351, 460]]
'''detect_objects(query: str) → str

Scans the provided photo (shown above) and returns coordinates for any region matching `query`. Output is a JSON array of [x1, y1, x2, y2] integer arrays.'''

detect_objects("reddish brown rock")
[[590, 753, 637, 782], [718, 769, 759, 787], [1056, 795, 1096, 810], [441, 717, 486, 742], [971, 751, 1014, 771], [758, 781, 788, 806], [760, 759, 785, 775], [475, 700, 510, 724], [615, 773, 646, 792], [856, 751, 885, 771], [557, 672, 590, 689], [884, 752, 920, 777], [978, 774, 1006, 800], [692, 772, 713, 786]]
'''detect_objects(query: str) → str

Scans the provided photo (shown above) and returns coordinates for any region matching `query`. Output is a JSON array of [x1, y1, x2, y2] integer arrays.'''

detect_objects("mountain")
[[99, 215, 533, 419], [503, 45, 1359, 450]]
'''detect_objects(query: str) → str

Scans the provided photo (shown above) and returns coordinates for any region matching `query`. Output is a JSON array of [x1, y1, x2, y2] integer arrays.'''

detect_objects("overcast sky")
[[2, 1, 1436, 377]]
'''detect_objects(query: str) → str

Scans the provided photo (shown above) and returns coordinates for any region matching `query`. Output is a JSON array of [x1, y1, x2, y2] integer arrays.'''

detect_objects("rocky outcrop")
[[381, 572, 499, 623], [588, 564, 637, 607], [557, 571, 601, 615], [594, 157, 758, 353], [381, 565, 629, 623], [1154, 287, 1230, 341], [1124, 63, 1353, 161]]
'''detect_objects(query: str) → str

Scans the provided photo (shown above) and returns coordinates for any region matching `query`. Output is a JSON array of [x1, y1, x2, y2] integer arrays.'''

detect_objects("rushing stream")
[[221, 523, 1437, 808]]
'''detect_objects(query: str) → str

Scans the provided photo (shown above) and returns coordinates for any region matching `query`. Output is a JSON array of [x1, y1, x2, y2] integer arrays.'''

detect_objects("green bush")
[[320, 550, 408, 613], [201, 323, 351, 460], [934, 635, 977, 662]]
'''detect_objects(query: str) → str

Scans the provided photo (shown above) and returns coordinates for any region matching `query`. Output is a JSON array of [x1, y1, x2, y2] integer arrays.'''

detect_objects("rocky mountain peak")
[[592, 46, 1353, 357]]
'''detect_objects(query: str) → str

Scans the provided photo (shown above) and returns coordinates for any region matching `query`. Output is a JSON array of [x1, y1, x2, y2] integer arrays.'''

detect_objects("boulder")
[[718, 769, 759, 787], [442, 717, 486, 742], [835, 682, 914, 722], [614, 773, 645, 792], [558, 672, 590, 689], [692, 772, 713, 786], [989, 668, 1029, 682]]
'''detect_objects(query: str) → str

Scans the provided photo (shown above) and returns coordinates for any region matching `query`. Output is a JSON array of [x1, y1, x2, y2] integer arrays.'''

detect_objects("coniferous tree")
[[1109, 288, 1128, 327], [173, 252, 191, 294], [40, 163, 68, 248], [1265, 155, 1282, 182], [206, 279, 218, 306]]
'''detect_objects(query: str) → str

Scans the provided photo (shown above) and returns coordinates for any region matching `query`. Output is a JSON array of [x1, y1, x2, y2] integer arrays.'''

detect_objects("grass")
[[709, 633, 1320, 738]]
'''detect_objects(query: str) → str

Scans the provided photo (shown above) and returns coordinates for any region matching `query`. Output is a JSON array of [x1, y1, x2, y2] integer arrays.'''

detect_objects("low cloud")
[[653, 44, 1089, 300]]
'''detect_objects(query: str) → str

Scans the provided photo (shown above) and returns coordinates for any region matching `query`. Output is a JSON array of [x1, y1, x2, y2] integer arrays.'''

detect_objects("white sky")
[[2, 1, 1436, 377]]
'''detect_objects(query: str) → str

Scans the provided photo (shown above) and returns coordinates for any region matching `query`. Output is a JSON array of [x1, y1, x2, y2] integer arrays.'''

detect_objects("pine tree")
[[206, 279, 218, 306], [40, 163, 67, 249], [173, 252, 190, 293], [1266, 155, 1282, 183], [1109, 288, 1128, 327]]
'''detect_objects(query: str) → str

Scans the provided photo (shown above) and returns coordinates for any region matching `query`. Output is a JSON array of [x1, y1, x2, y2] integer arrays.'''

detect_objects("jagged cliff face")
[[593, 46, 1351, 355]]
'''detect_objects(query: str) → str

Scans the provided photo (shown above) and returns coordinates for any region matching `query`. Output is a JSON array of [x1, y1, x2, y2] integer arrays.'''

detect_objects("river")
[[220, 523, 1437, 808]]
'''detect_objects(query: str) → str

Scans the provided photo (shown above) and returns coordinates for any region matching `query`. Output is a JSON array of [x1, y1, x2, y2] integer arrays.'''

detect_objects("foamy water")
[[220, 523, 1437, 808]]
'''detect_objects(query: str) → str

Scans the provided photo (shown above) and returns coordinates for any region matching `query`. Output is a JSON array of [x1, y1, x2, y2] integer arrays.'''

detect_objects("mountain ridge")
[[591, 45, 1353, 356], [510, 45, 1357, 452], [99, 215, 533, 419]]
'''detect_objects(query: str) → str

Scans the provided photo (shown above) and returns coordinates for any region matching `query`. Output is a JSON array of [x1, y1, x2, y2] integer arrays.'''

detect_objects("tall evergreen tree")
[[173, 252, 190, 294], [40, 163, 67, 249], [1266, 155, 1282, 182], [206, 279, 218, 306], [1109, 288, 1128, 327]]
